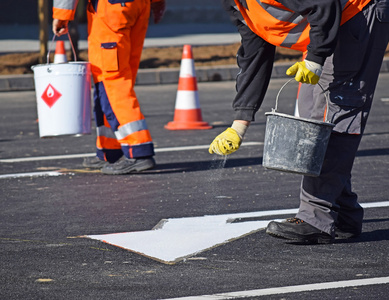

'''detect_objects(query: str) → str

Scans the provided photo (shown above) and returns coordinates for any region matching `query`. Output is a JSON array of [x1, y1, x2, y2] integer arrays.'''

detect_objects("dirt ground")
[[0, 43, 303, 75], [1, 43, 388, 75]]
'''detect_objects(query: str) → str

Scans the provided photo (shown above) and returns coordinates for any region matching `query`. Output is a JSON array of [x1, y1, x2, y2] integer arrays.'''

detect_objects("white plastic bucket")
[[32, 61, 92, 137]]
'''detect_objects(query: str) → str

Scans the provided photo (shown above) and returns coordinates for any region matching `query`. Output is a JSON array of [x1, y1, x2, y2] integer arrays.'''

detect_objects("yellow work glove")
[[286, 60, 322, 85], [209, 122, 248, 155], [209, 128, 241, 155]]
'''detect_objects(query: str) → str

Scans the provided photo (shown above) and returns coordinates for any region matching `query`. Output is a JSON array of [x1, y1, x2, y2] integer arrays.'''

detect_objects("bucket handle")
[[46, 32, 77, 65], [274, 78, 331, 123]]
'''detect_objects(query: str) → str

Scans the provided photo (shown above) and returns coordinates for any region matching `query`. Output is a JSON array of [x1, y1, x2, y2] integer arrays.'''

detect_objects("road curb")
[[1, 58, 388, 92]]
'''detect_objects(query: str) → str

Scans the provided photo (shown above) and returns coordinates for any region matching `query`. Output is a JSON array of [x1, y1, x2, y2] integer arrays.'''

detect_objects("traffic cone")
[[53, 41, 67, 63], [165, 45, 212, 130]]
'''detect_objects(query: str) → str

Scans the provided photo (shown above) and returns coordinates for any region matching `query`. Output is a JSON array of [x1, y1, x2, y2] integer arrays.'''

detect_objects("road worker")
[[52, 0, 166, 175], [210, 0, 389, 243]]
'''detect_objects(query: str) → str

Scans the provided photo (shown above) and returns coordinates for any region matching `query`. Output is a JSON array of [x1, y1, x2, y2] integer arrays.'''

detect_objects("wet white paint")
[[87, 215, 283, 264], [86, 201, 389, 264]]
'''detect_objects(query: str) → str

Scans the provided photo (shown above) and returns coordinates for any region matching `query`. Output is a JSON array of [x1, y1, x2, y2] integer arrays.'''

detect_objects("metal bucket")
[[262, 80, 335, 176], [31, 34, 92, 138]]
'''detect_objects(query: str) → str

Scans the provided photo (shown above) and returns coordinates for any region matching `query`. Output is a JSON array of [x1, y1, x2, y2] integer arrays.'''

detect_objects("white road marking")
[[164, 276, 389, 300], [0, 153, 95, 163], [0, 142, 263, 163], [381, 98, 389, 102], [86, 201, 389, 264], [0, 171, 63, 179]]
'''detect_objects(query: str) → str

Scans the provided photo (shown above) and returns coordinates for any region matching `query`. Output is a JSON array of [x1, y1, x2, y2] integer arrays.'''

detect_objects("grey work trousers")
[[296, 0, 389, 235]]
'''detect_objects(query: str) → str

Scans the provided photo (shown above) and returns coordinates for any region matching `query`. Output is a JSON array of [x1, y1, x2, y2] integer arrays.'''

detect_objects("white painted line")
[[164, 276, 389, 300], [86, 201, 389, 264], [0, 142, 263, 163], [381, 98, 389, 102], [362, 201, 389, 208], [0, 153, 96, 163], [0, 171, 63, 179]]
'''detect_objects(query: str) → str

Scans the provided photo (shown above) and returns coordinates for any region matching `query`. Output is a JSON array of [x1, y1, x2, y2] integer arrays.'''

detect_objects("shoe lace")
[[286, 217, 304, 224]]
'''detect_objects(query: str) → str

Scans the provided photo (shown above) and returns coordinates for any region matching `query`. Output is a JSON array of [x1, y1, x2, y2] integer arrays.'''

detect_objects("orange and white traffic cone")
[[165, 45, 212, 130], [53, 41, 67, 64]]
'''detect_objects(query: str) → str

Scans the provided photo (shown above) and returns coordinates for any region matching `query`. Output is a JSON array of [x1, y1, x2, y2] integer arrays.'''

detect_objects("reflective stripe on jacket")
[[53, 0, 79, 20], [53, 0, 163, 21], [234, 0, 372, 52]]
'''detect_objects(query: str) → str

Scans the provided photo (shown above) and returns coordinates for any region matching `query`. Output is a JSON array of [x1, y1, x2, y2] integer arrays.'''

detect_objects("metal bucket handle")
[[46, 32, 77, 65], [273, 78, 331, 123]]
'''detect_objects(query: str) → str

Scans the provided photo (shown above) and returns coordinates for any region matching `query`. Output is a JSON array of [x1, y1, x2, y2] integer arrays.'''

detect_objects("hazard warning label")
[[41, 84, 62, 108]]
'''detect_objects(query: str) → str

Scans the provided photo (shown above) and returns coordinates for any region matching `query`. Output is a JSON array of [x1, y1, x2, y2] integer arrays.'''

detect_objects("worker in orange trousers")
[[53, 0, 166, 174]]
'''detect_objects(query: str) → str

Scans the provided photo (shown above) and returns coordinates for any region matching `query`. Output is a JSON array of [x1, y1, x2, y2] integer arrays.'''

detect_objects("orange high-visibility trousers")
[[87, 0, 154, 162]]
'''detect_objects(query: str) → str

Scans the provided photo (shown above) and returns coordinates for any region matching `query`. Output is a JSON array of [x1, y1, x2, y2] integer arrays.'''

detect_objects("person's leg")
[[86, 0, 155, 173], [335, 177, 364, 238], [267, 1, 389, 242], [84, 0, 123, 166], [297, 132, 363, 235], [298, 0, 389, 234]]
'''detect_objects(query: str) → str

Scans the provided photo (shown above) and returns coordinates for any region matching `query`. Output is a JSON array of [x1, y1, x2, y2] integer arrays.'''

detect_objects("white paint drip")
[[85, 201, 389, 264], [205, 155, 228, 199]]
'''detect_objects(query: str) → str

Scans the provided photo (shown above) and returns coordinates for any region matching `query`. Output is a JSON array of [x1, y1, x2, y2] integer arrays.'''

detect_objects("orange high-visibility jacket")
[[234, 0, 372, 52]]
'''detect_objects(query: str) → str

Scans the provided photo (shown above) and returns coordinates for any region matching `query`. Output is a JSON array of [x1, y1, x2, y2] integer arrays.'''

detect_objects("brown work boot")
[[266, 217, 334, 244], [334, 224, 361, 239]]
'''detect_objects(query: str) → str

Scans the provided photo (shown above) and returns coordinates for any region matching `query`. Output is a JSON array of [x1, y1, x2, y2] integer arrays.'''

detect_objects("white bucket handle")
[[274, 78, 331, 123], [47, 32, 77, 64]]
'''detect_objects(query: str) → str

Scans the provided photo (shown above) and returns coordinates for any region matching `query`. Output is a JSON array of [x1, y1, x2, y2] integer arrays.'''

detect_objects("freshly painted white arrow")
[[85, 208, 293, 264], [85, 201, 389, 264]]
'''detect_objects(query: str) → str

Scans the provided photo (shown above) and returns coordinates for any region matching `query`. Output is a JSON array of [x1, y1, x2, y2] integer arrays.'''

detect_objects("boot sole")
[[266, 228, 333, 244], [101, 159, 155, 175], [82, 162, 109, 169]]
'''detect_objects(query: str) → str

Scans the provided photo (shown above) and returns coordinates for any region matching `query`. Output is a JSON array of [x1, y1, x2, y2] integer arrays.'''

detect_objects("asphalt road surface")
[[1, 74, 389, 299]]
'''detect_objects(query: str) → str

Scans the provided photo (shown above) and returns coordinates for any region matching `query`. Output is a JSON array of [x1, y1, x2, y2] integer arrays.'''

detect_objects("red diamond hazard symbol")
[[41, 84, 62, 108]]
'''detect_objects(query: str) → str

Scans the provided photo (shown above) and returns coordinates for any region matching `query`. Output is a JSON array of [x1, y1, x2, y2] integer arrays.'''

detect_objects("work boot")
[[335, 225, 361, 239], [82, 156, 110, 169], [101, 157, 155, 175], [266, 217, 334, 244]]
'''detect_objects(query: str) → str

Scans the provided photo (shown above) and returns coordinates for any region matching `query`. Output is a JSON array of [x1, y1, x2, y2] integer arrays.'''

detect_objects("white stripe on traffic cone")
[[54, 41, 67, 64], [165, 45, 211, 130]]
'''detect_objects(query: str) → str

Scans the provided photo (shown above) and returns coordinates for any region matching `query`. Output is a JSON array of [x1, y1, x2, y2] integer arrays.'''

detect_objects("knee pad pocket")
[[101, 42, 119, 72]]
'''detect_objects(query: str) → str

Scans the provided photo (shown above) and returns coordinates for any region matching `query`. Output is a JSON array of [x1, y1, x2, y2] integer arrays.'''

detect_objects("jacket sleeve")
[[53, 0, 79, 21], [276, 0, 342, 65]]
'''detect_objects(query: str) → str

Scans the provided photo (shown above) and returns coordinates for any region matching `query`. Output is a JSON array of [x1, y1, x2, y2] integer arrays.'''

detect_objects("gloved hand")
[[209, 127, 242, 155], [151, 0, 166, 24], [286, 60, 322, 85], [209, 121, 249, 155]]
